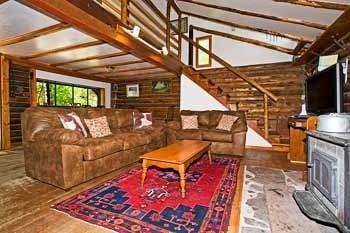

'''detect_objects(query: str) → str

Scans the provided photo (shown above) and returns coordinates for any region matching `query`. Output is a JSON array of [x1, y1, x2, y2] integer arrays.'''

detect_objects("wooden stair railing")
[[180, 33, 278, 142], [139, 0, 278, 142]]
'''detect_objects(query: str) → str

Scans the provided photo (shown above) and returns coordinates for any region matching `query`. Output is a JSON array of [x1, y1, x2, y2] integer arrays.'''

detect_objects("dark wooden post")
[[178, 13, 182, 60], [30, 69, 37, 107], [188, 25, 194, 66]]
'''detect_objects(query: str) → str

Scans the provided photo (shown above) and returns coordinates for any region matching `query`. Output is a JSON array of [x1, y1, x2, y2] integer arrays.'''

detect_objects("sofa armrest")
[[233, 131, 247, 146], [32, 128, 84, 145]]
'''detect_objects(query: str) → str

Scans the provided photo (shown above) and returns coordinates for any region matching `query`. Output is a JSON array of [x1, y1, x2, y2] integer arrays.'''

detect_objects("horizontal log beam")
[[192, 26, 295, 55], [0, 23, 70, 47], [3, 54, 118, 83], [23, 0, 183, 75], [89, 60, 146, 75], [183, 11, 313, 43], [91, 66, 159, 77], [272, 0, 350, 11], [178, 0, 328, 30], [22, 40, 104, 59], [53, 52, 129, 67]]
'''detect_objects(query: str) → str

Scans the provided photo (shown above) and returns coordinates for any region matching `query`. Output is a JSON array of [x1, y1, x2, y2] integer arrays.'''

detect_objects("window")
[[36, 80, 101, 107], [196, 35, 212, 68]]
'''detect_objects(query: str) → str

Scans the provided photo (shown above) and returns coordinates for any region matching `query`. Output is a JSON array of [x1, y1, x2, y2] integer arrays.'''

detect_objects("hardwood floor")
[[0, 147, 304, 233]]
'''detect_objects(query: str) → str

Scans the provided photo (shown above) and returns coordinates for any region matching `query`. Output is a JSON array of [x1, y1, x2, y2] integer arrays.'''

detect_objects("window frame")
[[36, 79, 101, 107], [196, 35, 212, 68]]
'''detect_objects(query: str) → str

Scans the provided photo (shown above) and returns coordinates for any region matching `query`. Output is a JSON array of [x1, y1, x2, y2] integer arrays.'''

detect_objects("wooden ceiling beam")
[[53, 52, 129, 67], [3, 54, 118, 83], [296, 7, 350, 64], [89, 60, 146, 74], [107, 71, 170, 79], [100, 66, 159, 76], [272, 0, 350, 11], [22, 40, 104, 59], [0, 0, 9, 5], [74, 60, 144, 71], [23, 0, 183, 75], [178, 0, 328, 30], [183, 11, 313, 43], [192, 26, 296, 55], [0, 23, 70, 47]]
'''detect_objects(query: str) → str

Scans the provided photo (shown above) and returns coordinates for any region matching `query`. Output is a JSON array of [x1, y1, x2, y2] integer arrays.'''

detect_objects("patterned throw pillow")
[[84, 116, 112, 138], [133, 112, 153, 129], [216, 114, 239, 131], [181, 115, 199, 130], [58, 112, 88, 137]]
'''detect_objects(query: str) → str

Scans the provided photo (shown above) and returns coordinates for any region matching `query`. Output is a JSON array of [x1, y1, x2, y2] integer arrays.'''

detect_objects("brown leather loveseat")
[[166, 110, 247, 156], [22, 107, 166, 190]]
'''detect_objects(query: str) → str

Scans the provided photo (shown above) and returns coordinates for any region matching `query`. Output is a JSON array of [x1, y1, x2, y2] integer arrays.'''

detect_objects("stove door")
[[311, 150, 338, 207]]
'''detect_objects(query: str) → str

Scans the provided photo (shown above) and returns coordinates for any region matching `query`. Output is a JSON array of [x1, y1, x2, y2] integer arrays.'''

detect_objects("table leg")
[[141, 160, 148, 188], [179, 165, 186, 198], [208, 149, 212, 165]]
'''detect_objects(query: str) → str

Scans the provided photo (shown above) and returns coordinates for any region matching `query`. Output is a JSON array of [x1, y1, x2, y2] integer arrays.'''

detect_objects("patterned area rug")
[[53, 156, 240, 233]]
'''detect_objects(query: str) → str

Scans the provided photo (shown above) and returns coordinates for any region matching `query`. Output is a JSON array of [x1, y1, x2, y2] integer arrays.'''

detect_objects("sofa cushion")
[[58, 112, 88, 137], [84, 136, 124, 161], [181, 115, 199, 129], [176, 129, 202, 140], [113, 132, 151, 150], [134, 125, 165, 141], [202, 130, 233, 143], [84, 116, 112, 138], [216, 114, 239, 131], [180, 110, 210, 127], [133, 112, 153, 129]]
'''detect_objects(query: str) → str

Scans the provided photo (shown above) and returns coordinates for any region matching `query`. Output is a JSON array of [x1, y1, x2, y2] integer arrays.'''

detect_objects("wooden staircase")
[[183, 66, 279, 144]]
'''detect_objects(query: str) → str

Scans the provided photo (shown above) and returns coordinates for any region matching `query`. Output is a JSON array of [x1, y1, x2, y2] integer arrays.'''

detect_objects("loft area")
[[0, 0, 350, 232]]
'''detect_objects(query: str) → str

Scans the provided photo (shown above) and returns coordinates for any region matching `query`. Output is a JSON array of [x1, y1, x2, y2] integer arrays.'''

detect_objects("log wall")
[[201, 62, 305, 144], [9, 64, 32, 145], [111, 75, 180, 120]]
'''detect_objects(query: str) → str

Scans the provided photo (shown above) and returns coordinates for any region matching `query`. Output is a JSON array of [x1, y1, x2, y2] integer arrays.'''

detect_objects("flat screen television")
[[305, 62, 345, 115]]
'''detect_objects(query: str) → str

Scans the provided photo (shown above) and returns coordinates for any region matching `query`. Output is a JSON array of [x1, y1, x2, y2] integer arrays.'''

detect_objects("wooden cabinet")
[[288, 117, 307, 164], [288, 116, 317, 164]]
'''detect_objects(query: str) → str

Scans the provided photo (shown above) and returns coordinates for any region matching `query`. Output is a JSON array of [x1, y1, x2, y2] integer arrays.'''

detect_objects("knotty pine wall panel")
[[111, 75, 180, 120]]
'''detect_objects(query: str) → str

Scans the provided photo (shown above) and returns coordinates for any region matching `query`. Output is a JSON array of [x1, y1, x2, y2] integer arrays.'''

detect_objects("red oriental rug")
[[53, 156, 240, 233]]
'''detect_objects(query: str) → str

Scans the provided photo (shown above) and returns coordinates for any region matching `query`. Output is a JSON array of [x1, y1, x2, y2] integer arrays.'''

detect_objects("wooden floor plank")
[[0, 148, 301, 232]]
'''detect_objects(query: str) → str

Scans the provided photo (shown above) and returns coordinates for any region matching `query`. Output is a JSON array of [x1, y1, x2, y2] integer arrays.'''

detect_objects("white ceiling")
[[176, 0, 345, 40]]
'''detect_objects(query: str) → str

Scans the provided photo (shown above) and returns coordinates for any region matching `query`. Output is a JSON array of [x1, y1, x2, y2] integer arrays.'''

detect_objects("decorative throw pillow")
[[58, 112, 88, 137], [216, 114, 239, 131], [84, 116, 112, 138], [181, 115, 199, 130], [133, 112, 153, 129]]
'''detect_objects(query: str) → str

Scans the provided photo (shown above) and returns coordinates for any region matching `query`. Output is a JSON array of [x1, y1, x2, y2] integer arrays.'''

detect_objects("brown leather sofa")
[[22, 107, 166, 190], [166, 110, 247, 156]]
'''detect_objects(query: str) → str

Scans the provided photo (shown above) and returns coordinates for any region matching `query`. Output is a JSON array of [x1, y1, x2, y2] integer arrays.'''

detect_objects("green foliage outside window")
[[36, 80, 100, 107]]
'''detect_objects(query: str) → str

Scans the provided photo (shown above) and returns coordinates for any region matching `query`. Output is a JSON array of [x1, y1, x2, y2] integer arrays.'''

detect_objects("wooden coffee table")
[[140, 140, 211, 198]]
